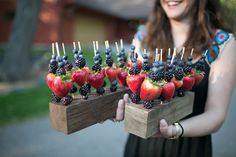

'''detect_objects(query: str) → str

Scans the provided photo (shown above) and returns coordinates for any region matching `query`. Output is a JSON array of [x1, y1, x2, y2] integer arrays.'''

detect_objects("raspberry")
[[79, 85, 89, 96], [96, 87, 105, 95], [130, 93, 140, 104], [51, 93, 61, 103], [61, 95, 73, 106], [143, 101, 154, 109], [75, 57, 86, 69]]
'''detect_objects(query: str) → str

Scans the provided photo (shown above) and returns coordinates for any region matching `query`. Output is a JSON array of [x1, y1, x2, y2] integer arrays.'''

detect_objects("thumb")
[[159, 119, 172, 138]]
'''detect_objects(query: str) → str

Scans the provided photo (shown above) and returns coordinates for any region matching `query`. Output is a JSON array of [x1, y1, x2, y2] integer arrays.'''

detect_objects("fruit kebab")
[[192, 49, 207, 85], [71, 41, 90, 99], [140, 48, 165, 109], [49, 42, 73, 105], [116, 40, 128, 87], [126, 45, 144, 103], [48, 43, 58, 74], [87, 41, 105, 95], [140, 49, 152, 79], [182, 48, 195, 92], [62, 43, 73, 71], [104, 40, 118, 92]]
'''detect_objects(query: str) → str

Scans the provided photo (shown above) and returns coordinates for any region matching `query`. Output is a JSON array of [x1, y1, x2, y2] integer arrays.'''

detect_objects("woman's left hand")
[[152, 119, 177, 138]]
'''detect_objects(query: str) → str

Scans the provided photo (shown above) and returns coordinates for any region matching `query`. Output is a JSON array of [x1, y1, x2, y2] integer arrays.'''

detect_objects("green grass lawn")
[[0, 85, 51, 126]]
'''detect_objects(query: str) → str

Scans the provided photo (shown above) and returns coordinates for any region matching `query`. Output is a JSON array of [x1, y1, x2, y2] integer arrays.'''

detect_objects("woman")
[[115, 0, 236, 157]]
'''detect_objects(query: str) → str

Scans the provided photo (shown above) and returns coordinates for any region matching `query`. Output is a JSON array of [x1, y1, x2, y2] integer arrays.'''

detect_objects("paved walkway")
[[0, 87, 235, 157]]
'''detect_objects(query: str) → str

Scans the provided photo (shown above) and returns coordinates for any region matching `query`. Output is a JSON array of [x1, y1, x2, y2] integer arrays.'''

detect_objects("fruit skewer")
[[48, 43, 58, 74], [71, 41, 90, 99], [104, 40, 118, 92], [115, 40, 128, 87], [127, 45, 144, 104], [87, 41, 105, 95]]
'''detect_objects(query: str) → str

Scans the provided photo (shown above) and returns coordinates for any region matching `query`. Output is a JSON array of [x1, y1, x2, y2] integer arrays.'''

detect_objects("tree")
[[1, 0, 42, 82]]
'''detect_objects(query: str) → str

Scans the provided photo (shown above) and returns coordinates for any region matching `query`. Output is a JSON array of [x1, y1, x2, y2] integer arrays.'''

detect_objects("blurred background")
[[0, 0, 235, 157]]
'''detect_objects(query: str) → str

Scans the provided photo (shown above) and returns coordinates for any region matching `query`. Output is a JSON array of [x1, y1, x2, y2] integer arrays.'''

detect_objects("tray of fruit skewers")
[[124, 47, 206, 139], [46, 40, 131, 134]]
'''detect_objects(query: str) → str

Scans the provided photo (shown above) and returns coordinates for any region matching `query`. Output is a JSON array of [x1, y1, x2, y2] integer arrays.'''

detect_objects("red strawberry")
[[117, 69, 128, 87], [183, 76, 195, 90], [52, 76, 73, 98], [126, 75, 144, 93], [172, 77, 183, 89], [140, 78, 162, 101], [106, 67, 117, 82], [46, 73, 55, 89], [194, 73, 204, 85], [72, 69, 88, 86], [101, 68, 106, 78], [87, 72, 104, 89], [161, 82, 175, 101]]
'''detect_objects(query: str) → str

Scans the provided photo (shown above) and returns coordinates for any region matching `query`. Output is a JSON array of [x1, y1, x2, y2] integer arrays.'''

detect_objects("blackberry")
[[177, 87, 185, 97], [130, 93, 140, 104], [165, 71, 173, 82], [75, 57, 86, 69], [129, 67, 135, 75], [110, 85, 117, 92], [143, 101, 154, 109], [96, 87, 105, 95], [48, 64, 57, 74], [61, 95, 73, 106], [64, 63, 73, 71], [142, 63, 151, 71], [56, 67, 66, 76], [149, 71, 162, 82], [195, 59, 205, 71], [79, 85, 89, 96], [106, 58, 113, 67], [183, 65, 192, 74], [174, 68, 184, 80], [51, 93, 61, 103], [86, 83, 91, 93], [70, 85, 77, 93], [92, 64, 101, 72], [134, 67, 141, 75]]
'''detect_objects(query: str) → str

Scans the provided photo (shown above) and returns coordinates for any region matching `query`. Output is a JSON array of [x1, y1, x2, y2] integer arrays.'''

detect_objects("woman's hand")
[[152, 119, 177, 138], [115, 93, 130, 121]]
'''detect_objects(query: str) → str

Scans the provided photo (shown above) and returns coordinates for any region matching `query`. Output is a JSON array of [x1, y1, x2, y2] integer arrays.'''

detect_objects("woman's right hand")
[[115, 93, 130, 121]]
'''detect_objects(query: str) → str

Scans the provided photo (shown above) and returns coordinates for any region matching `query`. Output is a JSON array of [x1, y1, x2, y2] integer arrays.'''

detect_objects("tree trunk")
[[1, 0, 41, 82]]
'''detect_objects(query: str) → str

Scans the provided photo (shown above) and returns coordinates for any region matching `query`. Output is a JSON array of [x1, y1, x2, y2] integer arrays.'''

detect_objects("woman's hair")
[[143, 0, 231, 61]]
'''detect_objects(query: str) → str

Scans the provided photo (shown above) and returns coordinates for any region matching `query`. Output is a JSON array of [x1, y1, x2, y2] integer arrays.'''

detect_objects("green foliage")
[[220, 0, 236, 32]]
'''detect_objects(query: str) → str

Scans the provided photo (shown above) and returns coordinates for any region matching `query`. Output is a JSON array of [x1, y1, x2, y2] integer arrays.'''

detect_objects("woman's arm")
[[158, 36, 236, 138]]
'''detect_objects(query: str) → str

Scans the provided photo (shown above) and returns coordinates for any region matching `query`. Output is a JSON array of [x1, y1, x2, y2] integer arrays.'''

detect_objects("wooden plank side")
[[124, 92, 194, 139], [49, 87, 130, 134]]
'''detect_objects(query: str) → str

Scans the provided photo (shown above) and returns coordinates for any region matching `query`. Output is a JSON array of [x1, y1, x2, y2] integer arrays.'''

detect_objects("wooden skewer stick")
[[104, 41, 107, 49], [106, 40, 109, 49], [155, 48, 159, 62], [190, 48, 194, 56], [143, 49, 147, 54], [96, 41, 99, 50], [62, 43, 66, 56], [52, 43, 55, 56], [160, 48, 163, 62], [55, 42, 60, 56], [73, 42, 76, 50], [77, 41, 81, 51], [115, 42, 119, 52], [120, 39, 123, 49], [168, 48, 171, 56], [204, 49, 208, 57], [181, 47, 185, 60], [93, 41, 96, 56], [171, 48, 176, 64]]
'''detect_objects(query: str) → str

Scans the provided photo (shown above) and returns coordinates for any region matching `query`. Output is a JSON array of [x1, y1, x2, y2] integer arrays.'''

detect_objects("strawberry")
[[106, 67, 117, 82], [71, 69, 88, 87], [52, 76, 73, 98], [183, 76, 195, 91], [194, 73, 204, 85], [117, 69, 128, 87], [126, 75, 144, 93], [46, 73, 55, 89], [161, 82, 175, 101], [140, 78, 162, 101], [87, 72, 104, 89], [172, 77, 183, 89]]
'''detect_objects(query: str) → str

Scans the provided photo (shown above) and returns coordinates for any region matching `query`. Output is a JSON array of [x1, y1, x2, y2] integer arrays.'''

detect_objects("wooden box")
[[49, 87, 130, 134], [124, 92, 194, 139]]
